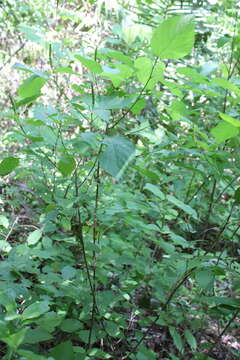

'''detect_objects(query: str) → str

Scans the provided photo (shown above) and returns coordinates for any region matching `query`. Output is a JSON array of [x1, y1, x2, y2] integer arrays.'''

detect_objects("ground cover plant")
[[0, 0, 240, 359]]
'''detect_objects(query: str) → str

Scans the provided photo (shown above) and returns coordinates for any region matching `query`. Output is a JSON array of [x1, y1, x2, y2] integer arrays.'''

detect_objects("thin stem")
[[184, 172, 195, 203], [205, 179, 217, 226], [123, 268, 196, 358], [205, 201, 235, 254], [88, 162, 100, 348], [110, 57, 159, 129], [203, 309, 240, 360], [214, 174, 238, 204]]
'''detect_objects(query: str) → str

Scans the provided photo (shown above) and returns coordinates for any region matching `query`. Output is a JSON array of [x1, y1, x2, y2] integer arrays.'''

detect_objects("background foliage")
[[0, 0, 240, 359]]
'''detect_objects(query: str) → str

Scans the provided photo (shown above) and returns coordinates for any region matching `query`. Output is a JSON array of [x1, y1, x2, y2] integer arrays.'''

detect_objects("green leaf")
[[23, 328, 53, 344], [39, 126, 58, 145], [15, 94, 42, 108], [184, 329, 197, 350], [211, 121, 239, 143], [22, 301, 49, 321], [60, 318, 82, 333], [212, 77, 240, 97], [99, 136, 135, 177], [135, 57, 164, 89], [167, 195, 198, 219], [0, 215, 9, 228], [50, 340, 74, 360], [61, 266, 76, 280], [134, 166, 159, 181], [102, 64, 133, 87], [0, 157, 19, 176], [54, 66, 78, 75], [2, 328, 27, 350], [131, 98, 146, 115], [136, 345, 157, 360], [169, 327, 184, 352], [18, 75, 47, 98], [13, 63, 49, 79], [88, 348, 111, 359], [17, 349, 50, 360], [219, 112, 240, 127], [75, 55, 102, 74], [234, 187, 240, 204], [27, 229, 42, 245], [195, 269, 214, 290], [104, 50, 133, 66], [58, 155, 76, 177], [122, 24, 140, 44], [151, 15, 195, 59], [144, 183, 165, 200], [177, 66, 208, 83]]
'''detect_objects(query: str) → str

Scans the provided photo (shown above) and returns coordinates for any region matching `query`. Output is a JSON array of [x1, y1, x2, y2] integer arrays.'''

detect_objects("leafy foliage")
[[0, 1, 240, 360]]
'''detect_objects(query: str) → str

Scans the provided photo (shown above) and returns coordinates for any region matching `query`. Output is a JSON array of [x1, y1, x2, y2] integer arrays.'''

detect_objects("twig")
[[202, 309, 240, 360], [5, 216, 19, 242]]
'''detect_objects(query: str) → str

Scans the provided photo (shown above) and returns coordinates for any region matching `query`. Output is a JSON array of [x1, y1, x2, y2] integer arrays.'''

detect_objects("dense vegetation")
[[0, 1, 239, 359]]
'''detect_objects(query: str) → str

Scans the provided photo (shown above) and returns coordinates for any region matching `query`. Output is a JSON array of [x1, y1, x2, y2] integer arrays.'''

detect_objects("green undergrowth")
[[0, 2, 240, 359]]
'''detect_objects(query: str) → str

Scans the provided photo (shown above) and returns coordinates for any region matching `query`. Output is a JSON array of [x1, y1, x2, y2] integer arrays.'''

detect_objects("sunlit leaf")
[[58, 155, 76, 177], [22, 301, 49, 321], [0, 157, 19, 176], [151, 15, 195, 59], [18, 75, 47, 98], [99, 136, 135, 177], [211, 121, 239, 143], [27, 229, 42, 245], [75, 55, 102, 74]]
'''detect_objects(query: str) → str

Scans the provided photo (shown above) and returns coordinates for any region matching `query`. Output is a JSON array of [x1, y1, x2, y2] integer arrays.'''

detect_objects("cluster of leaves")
[[0, 1, 240, 359]]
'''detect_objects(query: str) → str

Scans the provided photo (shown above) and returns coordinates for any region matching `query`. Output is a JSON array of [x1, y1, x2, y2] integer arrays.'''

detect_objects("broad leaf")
[[104, 49, 133, 66], [211, 121, 239, 143], [27, 229, 42, 245], [0, 215, 9, 228], [167, 195, 198, 219], [151, 15, 195, 59], [54, 66, 78, 75], [17, 349, 50, 360], [0, 157, 19, 176], [212, 77, 240, 97], [23, 328, 53, 344], [169, 327, 184, 352], [60, 318, 82, 333], [219, 112, 240, 127], [22, 301, 49, 321], [134, 57, 164, 89], [50, 340, 74, 360], [13, 63, 48, 79], [1, 328, 27, 350], [184, 329, 197, 350], [99, 136, 135, 177], [195, 269, 214, 290], [144, 183, 165, 200], [102, 64, 133, 87], [58, 155, 76, 177], [61, 265, 76, 280], [18, 75, 47, 98], [75, 55, 102, 74]]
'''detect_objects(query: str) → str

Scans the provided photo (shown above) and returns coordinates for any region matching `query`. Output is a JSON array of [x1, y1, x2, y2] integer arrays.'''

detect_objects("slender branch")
[[5, 216, 19, 242], [123, 268, 196, 358], [205, 201, 235, 254], [203, 309, 240, 360], [110, 57, 159, 129], [214, 174, 238, 204], [88, 162, 100, 348]]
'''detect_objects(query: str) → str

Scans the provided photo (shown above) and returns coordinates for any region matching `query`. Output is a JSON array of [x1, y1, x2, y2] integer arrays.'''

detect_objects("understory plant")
[[0, 8, 240, 360]]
